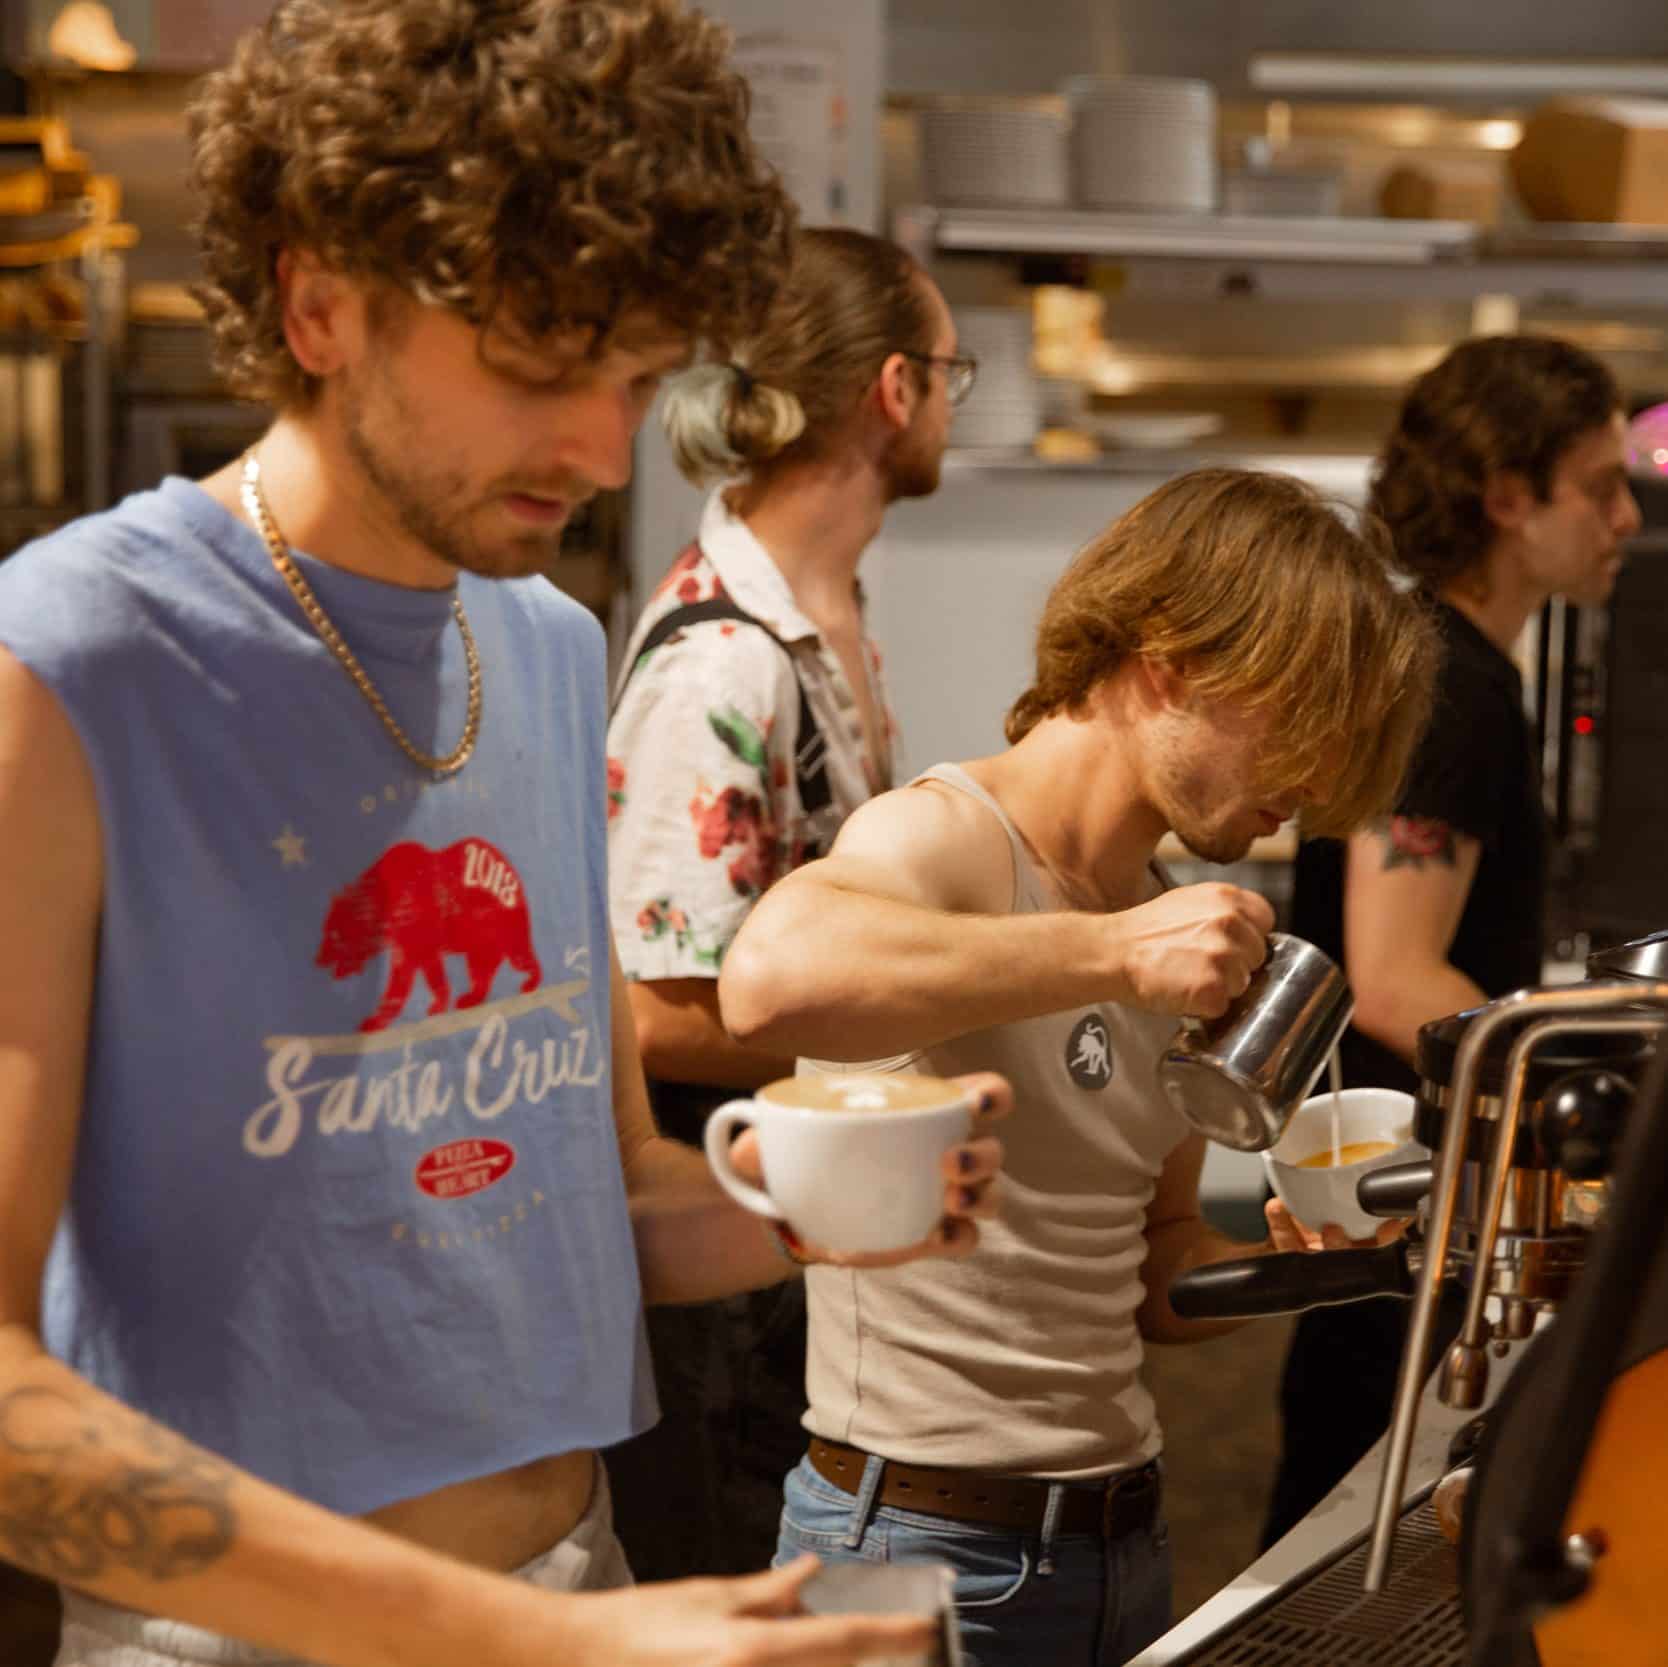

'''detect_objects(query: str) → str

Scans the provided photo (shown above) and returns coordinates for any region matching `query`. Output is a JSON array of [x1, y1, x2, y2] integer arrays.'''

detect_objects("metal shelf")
[[896, 204, 1668, 308], [901, 204, 1479, 264], [943, 445, 1374, 492], [1248, 51, 1668, 101]]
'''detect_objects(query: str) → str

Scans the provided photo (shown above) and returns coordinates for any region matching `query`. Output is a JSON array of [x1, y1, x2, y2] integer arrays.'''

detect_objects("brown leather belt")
[[806, 1437, 1161, 1538]]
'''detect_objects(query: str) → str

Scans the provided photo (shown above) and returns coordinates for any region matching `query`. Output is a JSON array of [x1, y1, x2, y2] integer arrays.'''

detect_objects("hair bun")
[[662, 361, 807, 486]]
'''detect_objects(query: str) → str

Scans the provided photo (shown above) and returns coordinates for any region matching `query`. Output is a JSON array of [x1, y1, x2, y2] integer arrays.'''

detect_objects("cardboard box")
[[1512, 97, 1668, 223], [1379, 161, 1502, 226]]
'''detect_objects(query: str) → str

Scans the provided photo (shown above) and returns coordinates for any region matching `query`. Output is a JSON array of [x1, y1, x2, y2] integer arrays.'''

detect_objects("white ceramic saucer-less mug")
[[1262, 1086, 1425, 1240], [703, 1074, 973, 1255]]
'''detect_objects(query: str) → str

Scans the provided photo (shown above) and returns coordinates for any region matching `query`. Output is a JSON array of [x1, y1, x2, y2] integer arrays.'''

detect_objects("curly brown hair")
[[1370, 334, 1622, 592], [187, 0, 796, 409], [1005, 469, 1439, 838]]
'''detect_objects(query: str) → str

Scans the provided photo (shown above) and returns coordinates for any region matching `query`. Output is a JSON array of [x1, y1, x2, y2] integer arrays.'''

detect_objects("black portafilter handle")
[[1168, 1242, 1417, 1320], [1356, 1159, 1435, 1218]]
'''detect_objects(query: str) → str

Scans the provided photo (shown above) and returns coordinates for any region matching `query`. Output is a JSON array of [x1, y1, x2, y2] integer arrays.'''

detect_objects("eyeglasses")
[[901, 351, 979, 407]]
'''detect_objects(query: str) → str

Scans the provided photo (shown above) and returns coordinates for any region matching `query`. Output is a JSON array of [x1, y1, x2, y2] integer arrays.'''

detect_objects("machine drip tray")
[[1178, 1497, 1466, 1665]]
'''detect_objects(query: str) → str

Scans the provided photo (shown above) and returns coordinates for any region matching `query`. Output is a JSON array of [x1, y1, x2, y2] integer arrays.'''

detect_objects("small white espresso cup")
[[1262, 1087, 1426, 1240], [704, 1072, 974, 1254]]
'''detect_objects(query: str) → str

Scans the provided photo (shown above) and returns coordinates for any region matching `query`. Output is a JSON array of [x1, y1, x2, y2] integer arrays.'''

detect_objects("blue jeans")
[[776, 1454, 1173, 1667]]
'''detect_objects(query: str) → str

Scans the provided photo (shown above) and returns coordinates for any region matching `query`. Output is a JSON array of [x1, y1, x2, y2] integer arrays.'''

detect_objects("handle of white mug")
[[703, 1101, 785, 1221]]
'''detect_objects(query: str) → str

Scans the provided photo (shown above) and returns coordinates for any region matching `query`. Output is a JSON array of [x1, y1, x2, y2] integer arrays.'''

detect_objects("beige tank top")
[[802, 763, 1192, 1479]]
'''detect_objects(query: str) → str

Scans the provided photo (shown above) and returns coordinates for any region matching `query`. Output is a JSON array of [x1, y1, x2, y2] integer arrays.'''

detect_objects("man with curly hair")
[[1262, 333, 1642, 1550], [0, 4, 1004, 1665]]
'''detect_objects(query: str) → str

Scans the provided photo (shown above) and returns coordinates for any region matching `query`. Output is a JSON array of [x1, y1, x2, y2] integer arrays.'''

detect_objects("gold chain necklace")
[[240, 452, 482, 778]]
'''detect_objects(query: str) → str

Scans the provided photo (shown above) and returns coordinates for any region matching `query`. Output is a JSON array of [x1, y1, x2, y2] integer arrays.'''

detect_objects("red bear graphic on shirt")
[[316, 839, 543, 1033]]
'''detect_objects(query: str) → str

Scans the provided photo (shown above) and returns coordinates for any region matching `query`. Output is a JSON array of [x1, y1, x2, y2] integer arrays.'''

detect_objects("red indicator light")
[[1573, 715, 1596, 736]]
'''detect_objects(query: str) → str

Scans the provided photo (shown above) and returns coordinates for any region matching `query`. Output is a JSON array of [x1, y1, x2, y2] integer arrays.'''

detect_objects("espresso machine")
[[1160, 930, 1668, 1667]]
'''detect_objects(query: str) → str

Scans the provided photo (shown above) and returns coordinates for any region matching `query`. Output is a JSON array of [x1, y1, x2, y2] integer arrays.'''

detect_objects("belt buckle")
[[1102, 1462, 1158, 1537]]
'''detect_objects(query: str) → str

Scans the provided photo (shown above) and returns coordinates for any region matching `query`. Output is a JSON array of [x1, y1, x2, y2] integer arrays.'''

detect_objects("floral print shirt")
[[607, 490, 898, 981]]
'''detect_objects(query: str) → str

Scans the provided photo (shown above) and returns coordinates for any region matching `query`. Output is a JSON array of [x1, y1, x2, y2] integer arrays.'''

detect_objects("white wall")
[[888, 0, 1100, 95], [867, 471, 1144, 777], [626, 0, 884, 625]]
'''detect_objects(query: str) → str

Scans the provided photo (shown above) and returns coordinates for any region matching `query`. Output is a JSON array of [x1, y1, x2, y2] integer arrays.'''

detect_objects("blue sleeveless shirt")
[[0, 478, 654, 1515]]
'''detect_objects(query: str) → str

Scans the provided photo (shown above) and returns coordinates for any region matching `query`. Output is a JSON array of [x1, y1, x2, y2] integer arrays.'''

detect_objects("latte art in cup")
[[704, 1072, 974, 1253], [761, 1073, 967, 1114]]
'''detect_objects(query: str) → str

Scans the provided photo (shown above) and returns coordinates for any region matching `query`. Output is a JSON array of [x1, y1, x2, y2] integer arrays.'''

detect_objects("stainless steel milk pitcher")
[[1156, 931, 1353, 1152]]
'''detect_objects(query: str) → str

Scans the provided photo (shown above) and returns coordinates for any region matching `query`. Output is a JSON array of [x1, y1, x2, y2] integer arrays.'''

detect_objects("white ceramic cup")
[[1261, 1087, 1426, 1240], [800, 1559, 964, 1667], [704, 1072, 974, 1254]]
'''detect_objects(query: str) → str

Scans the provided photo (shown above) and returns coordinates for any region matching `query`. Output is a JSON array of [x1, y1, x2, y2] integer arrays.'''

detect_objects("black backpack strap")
[[614, 597, 833, 825], [618, 597, 751, 678]]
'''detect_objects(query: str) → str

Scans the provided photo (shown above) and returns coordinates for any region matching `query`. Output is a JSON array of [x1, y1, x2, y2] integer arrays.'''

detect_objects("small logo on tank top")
[[415, 1138, 518, 1201], [1066, 1013, 1113, 1090]]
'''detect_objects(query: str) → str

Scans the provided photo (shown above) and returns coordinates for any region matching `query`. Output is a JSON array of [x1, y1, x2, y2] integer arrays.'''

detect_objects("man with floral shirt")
[[610, 524, 889, 973], [605, 227, 971, 1579]]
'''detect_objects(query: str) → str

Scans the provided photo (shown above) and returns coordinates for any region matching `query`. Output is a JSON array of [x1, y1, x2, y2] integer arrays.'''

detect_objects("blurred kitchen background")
[[10, 0, 1668, 1635]]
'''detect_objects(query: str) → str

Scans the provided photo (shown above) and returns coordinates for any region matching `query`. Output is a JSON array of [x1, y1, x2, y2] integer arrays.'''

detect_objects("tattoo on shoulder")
[[0, 1385, 236, 1583], [1372, 814, 1459, 871]]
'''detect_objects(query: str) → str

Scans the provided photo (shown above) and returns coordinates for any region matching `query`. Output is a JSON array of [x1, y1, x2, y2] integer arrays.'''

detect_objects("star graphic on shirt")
[[271, 825, 308, 868]]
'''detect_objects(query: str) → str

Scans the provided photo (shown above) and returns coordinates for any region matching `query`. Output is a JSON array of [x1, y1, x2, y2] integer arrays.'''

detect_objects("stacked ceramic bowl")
[[1221, 167, 1342, 218], [947, 306, 1039, 451], [919, 102, 1069, 209], [1065, 76, 1217, 213]]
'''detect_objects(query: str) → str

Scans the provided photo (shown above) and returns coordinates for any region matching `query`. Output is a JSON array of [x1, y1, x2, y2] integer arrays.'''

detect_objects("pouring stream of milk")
[[1328, 1045, 1345, 1165]]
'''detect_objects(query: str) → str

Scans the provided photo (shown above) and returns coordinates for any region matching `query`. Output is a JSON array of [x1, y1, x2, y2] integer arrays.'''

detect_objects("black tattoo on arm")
[[0, 1385, 236, 1583], [1372, 814, 1460, 871]]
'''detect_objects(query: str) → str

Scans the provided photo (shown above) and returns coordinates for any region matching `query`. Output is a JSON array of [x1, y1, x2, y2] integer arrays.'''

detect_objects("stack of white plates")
[[919, 104, 1069, 208], [1065, 76, 1217, 213], [948, 306, 1039, 451]]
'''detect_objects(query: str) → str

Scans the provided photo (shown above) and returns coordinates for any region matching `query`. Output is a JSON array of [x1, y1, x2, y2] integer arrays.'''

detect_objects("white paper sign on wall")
[[731, 34, 850, 225]]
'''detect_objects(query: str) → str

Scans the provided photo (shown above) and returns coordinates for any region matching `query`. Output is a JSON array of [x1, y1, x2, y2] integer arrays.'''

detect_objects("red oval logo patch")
[[415, 1139, 517, 1202]]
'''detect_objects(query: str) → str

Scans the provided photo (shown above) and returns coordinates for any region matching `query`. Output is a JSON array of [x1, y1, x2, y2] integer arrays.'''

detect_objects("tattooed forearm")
[[1373, 814, 1459, 870], [0, 1385, 235, 1583]]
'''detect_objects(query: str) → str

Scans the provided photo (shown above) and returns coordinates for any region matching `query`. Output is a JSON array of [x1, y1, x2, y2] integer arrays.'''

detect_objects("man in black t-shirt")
[[1262, 335, 1642, 1548]]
